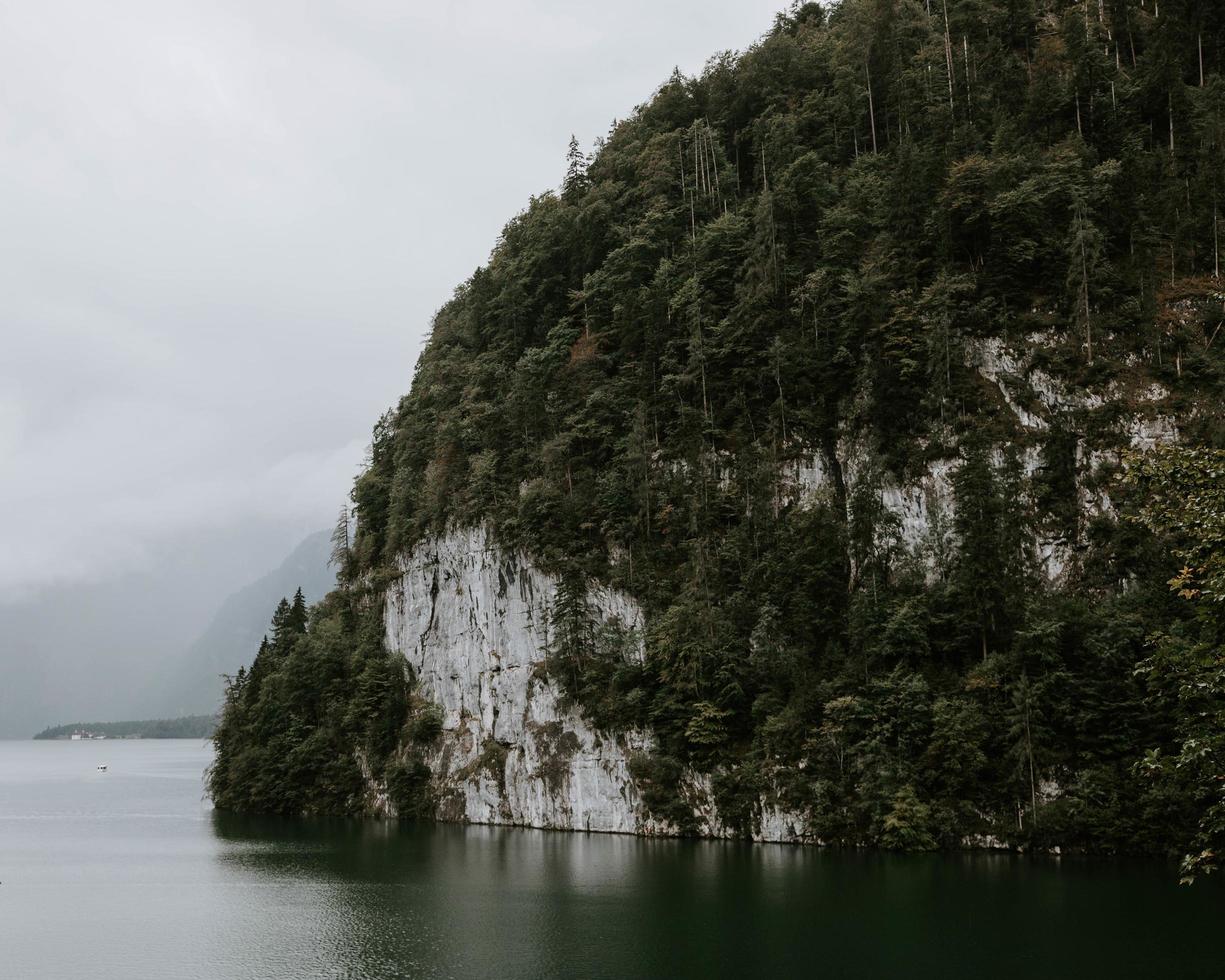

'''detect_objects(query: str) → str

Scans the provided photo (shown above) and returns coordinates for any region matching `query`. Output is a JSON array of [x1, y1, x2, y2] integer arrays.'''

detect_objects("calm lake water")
[[1, 739, 1221, 979]]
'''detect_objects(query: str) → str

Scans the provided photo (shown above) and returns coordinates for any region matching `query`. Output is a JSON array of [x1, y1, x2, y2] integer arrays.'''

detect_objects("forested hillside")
[[211, 1, 1225, 878]]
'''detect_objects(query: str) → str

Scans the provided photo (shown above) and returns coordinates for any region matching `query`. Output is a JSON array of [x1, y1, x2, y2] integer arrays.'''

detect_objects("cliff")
[[210, 1, 1224, 858], [383, 527, 648, 833], [381, 526, 812, 840]]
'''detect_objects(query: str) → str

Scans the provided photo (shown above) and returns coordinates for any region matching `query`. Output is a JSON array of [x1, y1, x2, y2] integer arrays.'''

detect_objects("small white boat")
[[97, 764, 107, 771]]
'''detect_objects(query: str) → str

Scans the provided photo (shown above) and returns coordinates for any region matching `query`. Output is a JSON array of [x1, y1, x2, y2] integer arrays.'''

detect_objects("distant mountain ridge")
[[0, 518, 323, 738], [153, 529, 335, 717]]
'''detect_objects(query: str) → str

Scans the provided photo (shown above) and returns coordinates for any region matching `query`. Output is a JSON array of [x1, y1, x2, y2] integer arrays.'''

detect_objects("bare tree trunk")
[[706, 125, 722, 209], [689, 178, 697, 245], [1081, 227, 1094, 363], [694, 125, 703, 198], [1215, 198, 1220, 279], [1024, 696, 1038, 827], [963, 35, 972, 119], [866, 59, 878, 153], [1169, 90, 1175, 152], [942, 0, 956, 117], [733, 131, 741, 195], [775, 353, 787, 444]]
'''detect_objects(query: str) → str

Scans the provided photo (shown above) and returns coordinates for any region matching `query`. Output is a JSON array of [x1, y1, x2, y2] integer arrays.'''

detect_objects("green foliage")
[[880, 785, 938, 851], [207, 586, 412, 816], [386, 756, 434, 818], [409, 704, 444, 745], [1126, 448, 1225, 603], [215, 2, 1225, 870], [1126, 448, 1225, 882], [628, 752, 698, 834]]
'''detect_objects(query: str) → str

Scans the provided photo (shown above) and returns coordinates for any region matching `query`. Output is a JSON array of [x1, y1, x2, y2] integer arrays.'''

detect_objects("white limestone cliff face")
[[967, 336, 1178, 450], [769, 337, 1181, 586], [383, 526, 646, 833], [381, 527, 812, 841]]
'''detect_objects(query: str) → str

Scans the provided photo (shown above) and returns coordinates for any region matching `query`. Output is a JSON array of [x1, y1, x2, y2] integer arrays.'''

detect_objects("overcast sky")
[[0, 0, 784, 601]]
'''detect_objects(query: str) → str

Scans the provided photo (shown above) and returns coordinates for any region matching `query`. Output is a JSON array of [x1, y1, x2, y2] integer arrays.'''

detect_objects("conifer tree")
[[269, 598, 293, 651], [288, 588, 308, 635], [562, 134, 588, 200]]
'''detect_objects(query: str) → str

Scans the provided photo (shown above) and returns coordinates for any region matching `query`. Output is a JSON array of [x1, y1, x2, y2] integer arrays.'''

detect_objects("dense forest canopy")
[[212, 1, 1224, 879]]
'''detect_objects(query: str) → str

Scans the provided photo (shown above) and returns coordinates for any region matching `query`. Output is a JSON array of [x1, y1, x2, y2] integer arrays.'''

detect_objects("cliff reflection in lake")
[[210, 811, 1224, 979]]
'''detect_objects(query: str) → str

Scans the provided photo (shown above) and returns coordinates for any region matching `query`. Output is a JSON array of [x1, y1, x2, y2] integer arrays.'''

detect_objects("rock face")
[[382, 527, 813, 840], [383, 527, 649, 833]]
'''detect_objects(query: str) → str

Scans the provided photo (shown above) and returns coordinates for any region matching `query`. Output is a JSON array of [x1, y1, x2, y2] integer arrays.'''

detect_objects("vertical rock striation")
[[383, 527, 650, 833]]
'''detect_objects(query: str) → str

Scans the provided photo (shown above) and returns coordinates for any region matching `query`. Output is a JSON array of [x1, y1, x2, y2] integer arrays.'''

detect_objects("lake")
[[1, 739, 1221, 979]]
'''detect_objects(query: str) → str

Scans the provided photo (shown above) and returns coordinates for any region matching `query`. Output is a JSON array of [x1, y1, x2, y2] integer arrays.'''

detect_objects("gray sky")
[[1, 0, 783, 603]]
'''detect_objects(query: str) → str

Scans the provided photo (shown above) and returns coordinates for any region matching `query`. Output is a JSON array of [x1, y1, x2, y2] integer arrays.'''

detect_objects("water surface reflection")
[[211, 813, 1224, 979]]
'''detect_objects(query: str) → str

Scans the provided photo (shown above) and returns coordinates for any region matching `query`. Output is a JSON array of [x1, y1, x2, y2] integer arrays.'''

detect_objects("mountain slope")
[[210, 0, 1224, 864]]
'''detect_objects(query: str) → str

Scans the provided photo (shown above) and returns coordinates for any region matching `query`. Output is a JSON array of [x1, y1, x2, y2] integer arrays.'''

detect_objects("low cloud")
[[0, 0, 780, 599]]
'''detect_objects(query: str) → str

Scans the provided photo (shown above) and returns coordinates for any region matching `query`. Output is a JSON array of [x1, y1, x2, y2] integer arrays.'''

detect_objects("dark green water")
[[2, 740, 1221, 979]]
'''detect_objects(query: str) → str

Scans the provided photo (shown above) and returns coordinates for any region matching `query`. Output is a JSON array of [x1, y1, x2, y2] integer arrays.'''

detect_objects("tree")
[[1067, 192, 1105, 364], [952, 441, 1013, 661], [1006, 671, 1043, 829], [329, 505, 352, 579], [288, 588, 309, 635], [1126, 448, 1225, 603], [547, 567, 594, 699], [1126, 448, 1225, 882], [563, 134, 588, 200], [269, 598, 293, 651]]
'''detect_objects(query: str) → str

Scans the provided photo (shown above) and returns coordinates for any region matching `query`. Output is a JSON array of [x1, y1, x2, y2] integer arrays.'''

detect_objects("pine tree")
[[548, 567, 593, 697], [329, 505, 352, 579], [952, 442, 1006, 662], [562, 134, 588, 200], [269, 598, 293, 651], [288, 588, 309, 635]]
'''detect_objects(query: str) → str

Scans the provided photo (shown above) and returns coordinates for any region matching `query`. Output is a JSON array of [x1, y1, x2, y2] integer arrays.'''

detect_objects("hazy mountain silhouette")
[[152, 530, 335, 718], [0, 519, 324, 738]]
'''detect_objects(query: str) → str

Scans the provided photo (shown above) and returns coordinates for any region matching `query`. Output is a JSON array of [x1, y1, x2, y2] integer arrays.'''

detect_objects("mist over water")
[[2, 740, 1221, 980]]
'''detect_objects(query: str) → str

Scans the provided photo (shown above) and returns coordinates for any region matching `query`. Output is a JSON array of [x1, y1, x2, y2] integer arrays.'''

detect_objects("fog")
[[0, 0, 783, 735]]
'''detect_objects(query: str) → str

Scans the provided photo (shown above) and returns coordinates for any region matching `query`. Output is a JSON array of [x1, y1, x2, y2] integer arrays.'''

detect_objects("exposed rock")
[[1126, 414, 1179, 450], [382, 526, 811, 840], [384, 527, 646, 832]]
